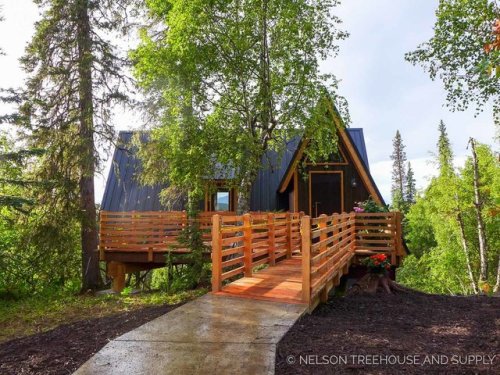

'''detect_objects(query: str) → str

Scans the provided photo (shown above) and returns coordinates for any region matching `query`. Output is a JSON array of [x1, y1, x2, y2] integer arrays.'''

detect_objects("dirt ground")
[[276, 293, 499, 375], [1, 293, 498, 375], [0, 303, 179, 375]]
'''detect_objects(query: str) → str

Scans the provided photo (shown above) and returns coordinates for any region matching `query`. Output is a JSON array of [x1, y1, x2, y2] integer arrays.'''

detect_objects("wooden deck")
[[214, 257, 305, 304]]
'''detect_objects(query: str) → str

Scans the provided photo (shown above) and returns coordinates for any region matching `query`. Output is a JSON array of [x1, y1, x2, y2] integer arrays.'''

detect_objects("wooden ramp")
[[214, 257, 305, 304]]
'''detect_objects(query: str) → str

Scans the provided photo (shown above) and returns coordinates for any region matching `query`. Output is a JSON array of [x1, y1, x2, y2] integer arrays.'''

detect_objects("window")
[[205, 187, 234, 212], [214, 190, 230, 211]]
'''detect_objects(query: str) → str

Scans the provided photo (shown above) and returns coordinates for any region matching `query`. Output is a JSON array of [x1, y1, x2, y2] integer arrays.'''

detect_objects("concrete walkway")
[[74, 294, 307, 375]]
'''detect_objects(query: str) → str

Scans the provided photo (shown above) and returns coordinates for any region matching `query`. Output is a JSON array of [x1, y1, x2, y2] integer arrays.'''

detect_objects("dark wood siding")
[[296, 145, 371, 215]]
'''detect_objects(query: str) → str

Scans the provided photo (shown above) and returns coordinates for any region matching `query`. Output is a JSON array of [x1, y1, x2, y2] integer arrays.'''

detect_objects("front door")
[[309, 172, 343, 216]]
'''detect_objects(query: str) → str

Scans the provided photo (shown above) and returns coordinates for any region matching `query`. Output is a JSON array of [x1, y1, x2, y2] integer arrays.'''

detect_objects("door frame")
[[308, 170, 344, 217]]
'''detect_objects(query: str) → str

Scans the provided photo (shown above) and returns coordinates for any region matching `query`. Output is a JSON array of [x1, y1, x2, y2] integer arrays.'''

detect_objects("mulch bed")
[[0, 303, 180, 375], [276, 293, 499, 375]]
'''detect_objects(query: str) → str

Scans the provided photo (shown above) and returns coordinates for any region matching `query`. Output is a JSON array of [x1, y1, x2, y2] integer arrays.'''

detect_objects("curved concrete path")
[[74, 294, 307, 375]]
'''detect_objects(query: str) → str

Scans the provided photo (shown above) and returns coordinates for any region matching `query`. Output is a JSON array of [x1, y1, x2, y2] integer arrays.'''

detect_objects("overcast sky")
[[0, 0, 497, 204]]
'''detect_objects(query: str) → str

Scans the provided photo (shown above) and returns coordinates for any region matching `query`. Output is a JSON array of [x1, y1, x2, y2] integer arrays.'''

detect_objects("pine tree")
[[13, 0, 133, 290], [390, 130, 407, 210], [405, 162, 416, 204], [437, 120, 454, 177]]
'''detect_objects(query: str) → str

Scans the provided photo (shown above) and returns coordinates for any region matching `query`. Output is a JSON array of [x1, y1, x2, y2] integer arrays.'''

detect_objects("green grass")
[[0, 288, 207, 343]]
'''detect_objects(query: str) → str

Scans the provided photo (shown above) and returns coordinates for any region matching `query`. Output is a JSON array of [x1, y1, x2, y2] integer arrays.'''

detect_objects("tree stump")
[[346, 273, 424, 296]]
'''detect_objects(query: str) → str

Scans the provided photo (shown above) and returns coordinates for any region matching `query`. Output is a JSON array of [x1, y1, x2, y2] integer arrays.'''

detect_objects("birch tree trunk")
[[468, 138, 489, 288], [494, 257, 500, 293], [456, 210, 478, 294]]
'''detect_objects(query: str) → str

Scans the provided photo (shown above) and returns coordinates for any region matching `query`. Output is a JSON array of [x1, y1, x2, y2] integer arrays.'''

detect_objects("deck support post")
[[108, 261, 126, 293], [243, 213, 253, 277], [301, 215, 311, 304], [211, 214, 222, 292], [268, 213, 276, 266]]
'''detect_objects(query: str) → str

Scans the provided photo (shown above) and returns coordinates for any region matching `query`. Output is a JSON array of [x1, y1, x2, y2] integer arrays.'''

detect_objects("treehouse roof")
[[101, 128, 371, 212]]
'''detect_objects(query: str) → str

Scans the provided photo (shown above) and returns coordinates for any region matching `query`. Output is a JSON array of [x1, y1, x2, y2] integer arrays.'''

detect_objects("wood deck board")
[[217, 257, 304, 303]]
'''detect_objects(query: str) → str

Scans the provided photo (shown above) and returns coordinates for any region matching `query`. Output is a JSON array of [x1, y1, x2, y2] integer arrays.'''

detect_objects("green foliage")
[[405, 162, 416, 204], [0, 134, 81, 297], [406, 0, 500, 124], [399, 126, 499, 294], [159, 218, 211, 293], [437, 120, 455, 176], [355, 198, 388, 213], [397, 248, 472, 295], [0, 288, 206, 342], [133, 0, 349, 210], [390, 130, 410, 212], [3, 0, 136, 290], [404, 196, 437, 258]]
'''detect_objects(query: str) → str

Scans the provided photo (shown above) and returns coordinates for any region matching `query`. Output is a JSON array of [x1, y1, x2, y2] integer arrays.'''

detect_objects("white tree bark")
[[468, 138, 489, 287]]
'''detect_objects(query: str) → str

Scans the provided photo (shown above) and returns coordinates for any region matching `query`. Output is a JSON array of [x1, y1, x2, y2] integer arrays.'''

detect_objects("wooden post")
[[318, 214, 327, 253], [301, 215, 311, 304], [211, 214, 222, 292], [349, 212, 356, 253], [332, 214, 339, 246], [286, 212, 292, 259], [243, 213, 253, 277], [109, 261, 126, 293], [298, 211, 305, 255], [318, 215, 328, 303], [268, 213, 276, 266], [396, 212, 403, 262], [391, 213, 398, 265]]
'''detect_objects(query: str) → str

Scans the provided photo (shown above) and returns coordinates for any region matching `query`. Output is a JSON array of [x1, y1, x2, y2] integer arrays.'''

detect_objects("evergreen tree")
[[0, 145, 44, 213], [437, 120, 454, 177], [405, 162, 416, 204], [390, 130, 407, 210], [12, 0, 133, 290]]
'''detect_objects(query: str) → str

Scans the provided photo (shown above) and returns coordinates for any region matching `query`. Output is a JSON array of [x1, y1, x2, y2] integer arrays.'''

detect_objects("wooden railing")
[[301, 211, 404, 308], [211, 212, 302, 292], [99, 210, 235, 261], [353, 212, 404, 264], [101, 210, 404, 307], [301, 213, 356, 304]]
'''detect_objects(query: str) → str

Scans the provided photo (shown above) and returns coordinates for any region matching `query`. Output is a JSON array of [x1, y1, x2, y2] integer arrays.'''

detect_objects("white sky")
[[0, 0, 497, 204]]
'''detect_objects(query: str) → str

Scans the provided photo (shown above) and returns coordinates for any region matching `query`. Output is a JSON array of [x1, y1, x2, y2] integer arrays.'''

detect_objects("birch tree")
[[406, 0, 499, 126], [133, 0, 349, 212]]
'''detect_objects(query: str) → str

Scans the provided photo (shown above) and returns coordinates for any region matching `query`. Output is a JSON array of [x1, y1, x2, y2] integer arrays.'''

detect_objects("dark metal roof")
[[101, 129, 371, 211], [100, 132, 171, 211], [347, 128, 369, 170]]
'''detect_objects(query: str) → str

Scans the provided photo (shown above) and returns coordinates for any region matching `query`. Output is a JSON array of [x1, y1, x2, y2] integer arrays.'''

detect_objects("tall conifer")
[[14, 0, 132, 290], [390, 130, 407, 210]]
